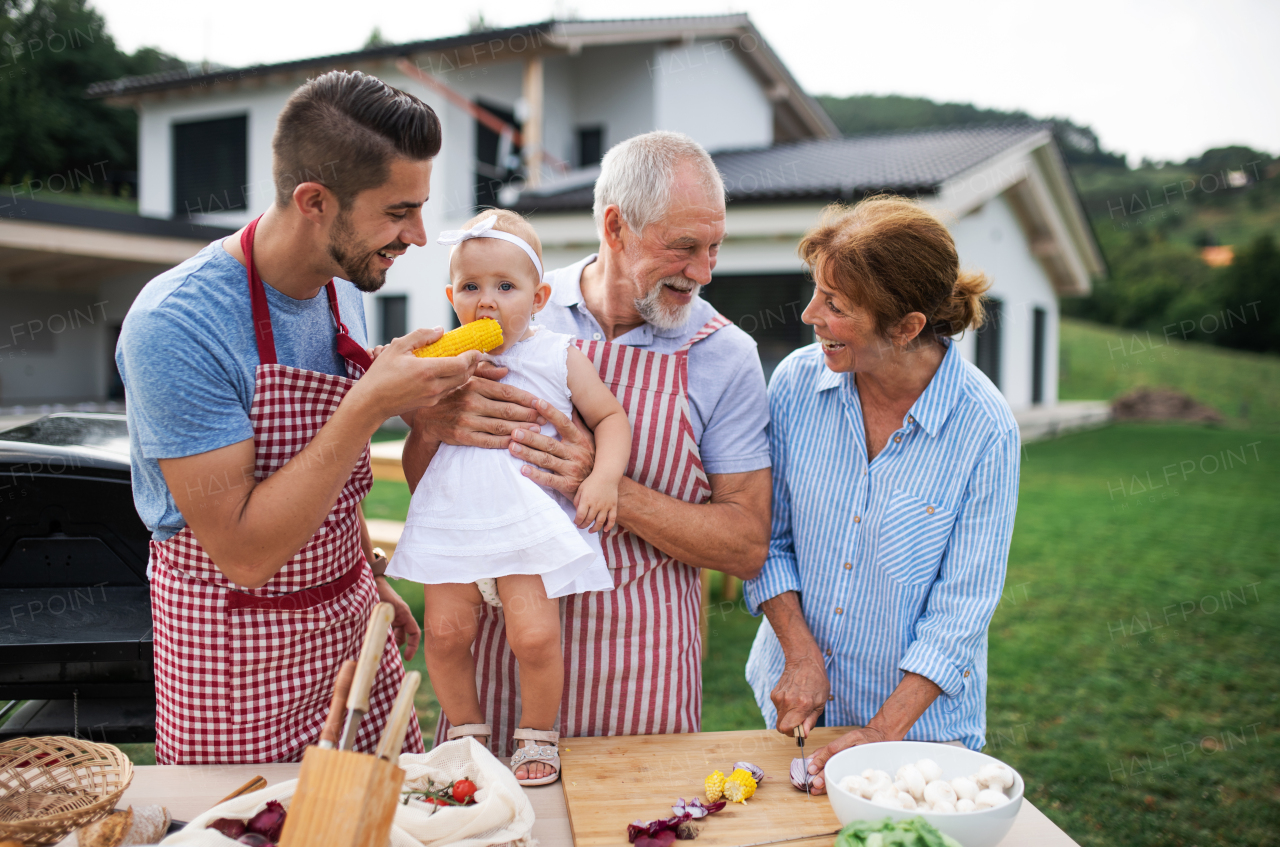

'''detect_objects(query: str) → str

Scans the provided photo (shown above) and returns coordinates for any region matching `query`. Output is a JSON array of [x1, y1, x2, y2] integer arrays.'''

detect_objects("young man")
[[116, 71, 508, 763]]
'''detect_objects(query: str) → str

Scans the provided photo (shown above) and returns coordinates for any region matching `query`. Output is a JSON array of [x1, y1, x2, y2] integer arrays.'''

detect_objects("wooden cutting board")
[[560, 728, 851, 847]]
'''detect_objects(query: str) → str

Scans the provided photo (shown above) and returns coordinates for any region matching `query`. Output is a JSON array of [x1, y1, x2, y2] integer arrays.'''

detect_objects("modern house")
[[2, 13, 1105, 418], [0, 199, 231, 409]]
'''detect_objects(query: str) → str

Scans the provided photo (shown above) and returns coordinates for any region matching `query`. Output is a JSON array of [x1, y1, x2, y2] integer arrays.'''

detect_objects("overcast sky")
[[91, 0, 1278, 165]]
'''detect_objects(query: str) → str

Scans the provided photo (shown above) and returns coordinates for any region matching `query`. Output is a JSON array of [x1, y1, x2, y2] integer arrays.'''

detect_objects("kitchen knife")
[[339, 602, 395, 751], [793, 724, 809, 796], [730, 830, 841, 847], [319, 659, 358, 749], [374, 671, 421, 761]]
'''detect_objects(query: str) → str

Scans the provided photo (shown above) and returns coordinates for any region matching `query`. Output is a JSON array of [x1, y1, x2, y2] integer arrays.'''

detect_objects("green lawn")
[[1059, 318, 1280, 430]]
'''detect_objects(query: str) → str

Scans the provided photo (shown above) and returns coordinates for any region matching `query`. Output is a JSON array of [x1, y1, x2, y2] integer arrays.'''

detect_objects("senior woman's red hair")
[[798, 195, 991, 340]]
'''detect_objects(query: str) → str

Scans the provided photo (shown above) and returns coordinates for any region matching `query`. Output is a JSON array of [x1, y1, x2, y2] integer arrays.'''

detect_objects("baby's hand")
[[573, 474, 618, 534]]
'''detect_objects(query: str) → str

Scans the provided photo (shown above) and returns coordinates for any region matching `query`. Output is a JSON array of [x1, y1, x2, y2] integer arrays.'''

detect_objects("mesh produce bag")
[[161, 738, 535, 847]]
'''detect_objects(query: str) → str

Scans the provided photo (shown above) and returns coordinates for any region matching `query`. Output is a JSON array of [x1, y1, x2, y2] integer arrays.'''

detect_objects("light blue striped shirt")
[[744, 340, 1020, 750]]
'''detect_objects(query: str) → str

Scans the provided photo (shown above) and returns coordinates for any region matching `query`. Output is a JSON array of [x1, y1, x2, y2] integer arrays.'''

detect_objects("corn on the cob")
[[704, 770, 726, 803], [413, 318, 503, 358], [724, 768, 757, 803]]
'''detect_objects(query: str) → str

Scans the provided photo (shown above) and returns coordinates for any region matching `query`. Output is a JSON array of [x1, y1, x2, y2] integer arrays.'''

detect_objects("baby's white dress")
[[387, 327, 615, 599]]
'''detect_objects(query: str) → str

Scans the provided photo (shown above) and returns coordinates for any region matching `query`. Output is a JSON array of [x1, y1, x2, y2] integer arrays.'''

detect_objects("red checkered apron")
[[149, 216, 425, 764], [435, 314, 732, 755]]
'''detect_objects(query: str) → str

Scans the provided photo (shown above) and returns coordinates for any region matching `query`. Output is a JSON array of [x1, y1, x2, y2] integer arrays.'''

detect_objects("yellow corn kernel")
[[725, 769, 757, 803], [704, 770, 726, 803], [413, 318, 503, 358]]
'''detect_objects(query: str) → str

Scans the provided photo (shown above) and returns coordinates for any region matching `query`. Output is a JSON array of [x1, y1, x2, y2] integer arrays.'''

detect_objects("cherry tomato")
[[452, 779, 478, 804]]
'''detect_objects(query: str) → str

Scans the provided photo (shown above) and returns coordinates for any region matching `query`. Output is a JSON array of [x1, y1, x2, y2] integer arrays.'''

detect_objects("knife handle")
[[348, 602, 395, 714], [375, 671, 421, 761], [319, 660, 357, 749]]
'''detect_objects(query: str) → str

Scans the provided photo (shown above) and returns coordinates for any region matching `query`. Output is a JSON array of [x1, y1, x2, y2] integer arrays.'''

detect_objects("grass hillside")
[[1059, 318, 1280, 430]]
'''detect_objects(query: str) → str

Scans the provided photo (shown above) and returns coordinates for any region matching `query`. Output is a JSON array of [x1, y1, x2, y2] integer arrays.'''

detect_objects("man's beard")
[[635, 275, 701, 330], [326, 210, 405, 293]]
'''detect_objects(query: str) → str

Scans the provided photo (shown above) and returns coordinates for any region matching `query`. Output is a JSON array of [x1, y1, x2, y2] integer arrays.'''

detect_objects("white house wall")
[[0, 268, 154, 403], [949, 193, 1059, 410], [570, 44, 657, 160], [137, 84, 292, 224], [651, 39, 772, 153]]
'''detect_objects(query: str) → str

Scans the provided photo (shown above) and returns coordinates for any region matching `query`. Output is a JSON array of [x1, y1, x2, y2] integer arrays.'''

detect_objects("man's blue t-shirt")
[[115, 240, 368, 541]]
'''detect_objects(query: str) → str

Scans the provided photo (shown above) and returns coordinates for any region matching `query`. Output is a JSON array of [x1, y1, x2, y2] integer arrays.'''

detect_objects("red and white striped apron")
[[435, 314, 732, 755], [149, 217, 425, 764]]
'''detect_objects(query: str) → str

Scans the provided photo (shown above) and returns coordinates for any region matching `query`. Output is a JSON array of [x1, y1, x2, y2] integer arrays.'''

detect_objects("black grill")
[[0, 413, 156, 743]]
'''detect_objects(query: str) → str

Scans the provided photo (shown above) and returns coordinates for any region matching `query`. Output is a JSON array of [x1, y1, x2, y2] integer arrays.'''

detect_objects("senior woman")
[[744, 195, 1020, 794]]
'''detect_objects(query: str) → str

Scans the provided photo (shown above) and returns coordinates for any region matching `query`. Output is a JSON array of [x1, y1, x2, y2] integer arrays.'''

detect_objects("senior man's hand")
[[412, 363, 543, 449], [509, 398, 596, 500]]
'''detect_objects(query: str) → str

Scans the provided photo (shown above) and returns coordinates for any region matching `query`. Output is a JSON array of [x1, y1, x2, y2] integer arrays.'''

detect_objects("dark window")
[[172, 115, 247, 217], [474, 100, 521, 210], [378, 295, 408, 346], [1031, 306, 1047, 404], [975, 297, 1003, 390], [577, 127, 604, 168], [700, 274, 814, 381]]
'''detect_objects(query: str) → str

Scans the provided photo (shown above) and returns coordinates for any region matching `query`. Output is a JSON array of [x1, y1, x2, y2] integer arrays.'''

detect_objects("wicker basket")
[[0, 736, 134, 845]]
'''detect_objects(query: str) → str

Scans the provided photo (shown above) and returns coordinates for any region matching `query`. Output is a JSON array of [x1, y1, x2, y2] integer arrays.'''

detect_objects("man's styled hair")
[[272, 70, 442, 208], [592, 131, 725, 237]]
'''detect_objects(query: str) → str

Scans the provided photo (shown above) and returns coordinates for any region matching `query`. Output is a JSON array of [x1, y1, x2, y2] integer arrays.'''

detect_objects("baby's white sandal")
[[510, 728, 560, 786]]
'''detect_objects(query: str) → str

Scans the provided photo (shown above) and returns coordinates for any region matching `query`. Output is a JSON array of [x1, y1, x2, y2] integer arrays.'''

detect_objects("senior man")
[[404, 131, 771, 769]]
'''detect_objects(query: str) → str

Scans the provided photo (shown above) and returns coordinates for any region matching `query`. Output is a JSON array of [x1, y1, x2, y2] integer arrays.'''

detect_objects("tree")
[[815, 94, 1126, 168], [1212, 235, 1280, 354], [0, 0, 184, 189]]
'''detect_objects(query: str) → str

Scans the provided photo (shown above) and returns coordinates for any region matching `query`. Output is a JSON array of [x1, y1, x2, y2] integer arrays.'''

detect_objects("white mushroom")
[[950, 776, 979, 802], [975, 788, 1010, 809], [897, 791, 918, 810], [955, 798, 977, 813], [975, 762, 1015, 791], [894, 764, 927, 800], [870, 788, 904, 809], [861, 770, 892, 797], [837, 774, 868, 797], [923, 779, 958, 808], [932, 800, 957, 814], [914, 758, 943, 784]]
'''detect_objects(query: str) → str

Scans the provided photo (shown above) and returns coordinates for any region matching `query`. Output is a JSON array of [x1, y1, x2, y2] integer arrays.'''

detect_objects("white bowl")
[[822, 741, 1023, 847]]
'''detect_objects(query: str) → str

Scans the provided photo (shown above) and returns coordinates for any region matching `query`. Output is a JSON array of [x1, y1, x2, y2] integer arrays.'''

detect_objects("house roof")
[[85, 14, 837, 143], [2, 198, 234, 240], [0, 200, 232, 290], [509, 121, 1051, 212]]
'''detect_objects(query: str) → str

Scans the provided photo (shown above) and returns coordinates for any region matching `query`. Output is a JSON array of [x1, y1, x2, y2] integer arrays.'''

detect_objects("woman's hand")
[[803, 726, 891, 794], [770, 650, 831, 738], [760, 591, 830, 737], [802, 671, 943, 794], [375, 576, 422, 662]]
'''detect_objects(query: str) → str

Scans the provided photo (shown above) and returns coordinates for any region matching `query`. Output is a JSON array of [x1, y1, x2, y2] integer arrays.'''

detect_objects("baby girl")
[[386, 210, 630, 785]]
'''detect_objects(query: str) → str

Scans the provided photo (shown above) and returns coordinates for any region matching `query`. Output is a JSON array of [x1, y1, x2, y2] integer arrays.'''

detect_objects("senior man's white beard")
[[635, 276, 701, 330]]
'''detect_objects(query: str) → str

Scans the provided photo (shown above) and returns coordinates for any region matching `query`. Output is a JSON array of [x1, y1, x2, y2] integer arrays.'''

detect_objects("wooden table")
[[56, 746, 1079, 847]]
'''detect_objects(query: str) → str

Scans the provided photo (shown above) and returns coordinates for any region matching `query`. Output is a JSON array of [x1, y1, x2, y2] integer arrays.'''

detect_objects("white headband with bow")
[[437, 215, 543, 280]]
